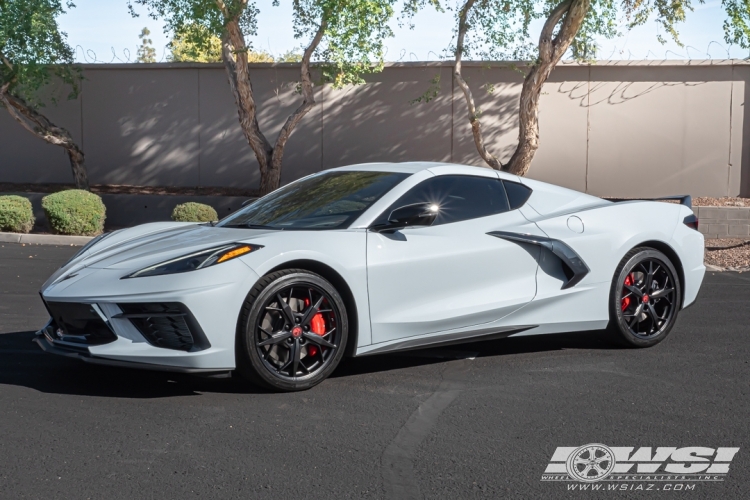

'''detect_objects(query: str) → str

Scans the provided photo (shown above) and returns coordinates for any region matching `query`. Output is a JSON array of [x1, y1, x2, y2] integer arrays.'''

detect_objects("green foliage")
[[128, 0, 260, 56], [168, 22, 222, 62], [277, 48, 304, 62], [247, 48, 275, 62], [171, 202, 218, 222], [129, 0, 396, 87], [293, 0, 397, 87], [404, 0, 750, 63], [168, 23, 275, 62], [0, 195, 35, 233], [41, 190, 106, 236], [410, 73, 441, 104], [137, 27, 157, 63], [0, 0, 80, 106], [722, 0, 750, 49]]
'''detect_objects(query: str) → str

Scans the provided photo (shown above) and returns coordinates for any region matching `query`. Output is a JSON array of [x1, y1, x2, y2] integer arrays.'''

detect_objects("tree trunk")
[[454, 0, 590, 176], [66, 145, 89, 191], [220, 8, 326, 196], [221, 20, 274, 193], [0, 86, 90, 189], [504, 0, 590, 176], [453, 0, 501, 170]]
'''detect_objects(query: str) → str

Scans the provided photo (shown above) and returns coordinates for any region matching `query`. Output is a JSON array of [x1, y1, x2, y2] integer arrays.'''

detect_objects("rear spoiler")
[[610, 195, 692, 209]]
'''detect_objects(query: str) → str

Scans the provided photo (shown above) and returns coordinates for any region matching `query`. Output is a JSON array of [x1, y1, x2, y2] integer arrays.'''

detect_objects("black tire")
[[607, 248, 682, 348], [236, 269, 348, 392]]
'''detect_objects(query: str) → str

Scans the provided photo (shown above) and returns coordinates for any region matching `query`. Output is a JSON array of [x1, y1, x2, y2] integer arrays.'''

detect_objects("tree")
[[277, 48, 304, 62], [0, 0, 88, 189], [136, 26, 158, 62], [168, 22, 275, 62], [443, 0, 750, 176], [130, 0, 396, 195]]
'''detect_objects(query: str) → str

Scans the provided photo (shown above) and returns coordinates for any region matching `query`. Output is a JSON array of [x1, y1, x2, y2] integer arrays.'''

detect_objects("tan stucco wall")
[[1, 60, 746, 197]]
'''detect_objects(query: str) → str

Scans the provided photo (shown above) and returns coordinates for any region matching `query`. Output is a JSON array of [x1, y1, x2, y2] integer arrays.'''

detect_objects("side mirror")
[[384, 202, 439, 230]]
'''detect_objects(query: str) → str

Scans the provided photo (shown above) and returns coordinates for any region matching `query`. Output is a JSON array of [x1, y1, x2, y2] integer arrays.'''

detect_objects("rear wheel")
[[236, 269, 348, 392], [608, 248, 682, 348]]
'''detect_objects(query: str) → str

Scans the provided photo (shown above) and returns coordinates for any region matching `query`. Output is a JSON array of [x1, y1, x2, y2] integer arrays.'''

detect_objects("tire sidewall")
[[239, 271, 348, 391], [611, 249, 682, 348]]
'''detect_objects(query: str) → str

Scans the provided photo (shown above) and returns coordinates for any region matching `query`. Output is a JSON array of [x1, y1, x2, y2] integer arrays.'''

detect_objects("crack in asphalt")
[[381, 358, 472, 499]]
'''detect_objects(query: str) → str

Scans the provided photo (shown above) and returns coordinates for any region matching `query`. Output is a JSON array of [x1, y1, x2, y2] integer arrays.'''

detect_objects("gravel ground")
[[705, 238, 750, 270], [694, 196, 750, 207]]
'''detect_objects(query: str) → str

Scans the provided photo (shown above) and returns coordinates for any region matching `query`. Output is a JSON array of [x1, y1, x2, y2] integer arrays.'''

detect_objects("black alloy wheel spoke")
[[301, 295, 325, 326], [303, 331, 336, 348], [276, 293, 296, 324], [290, 339, 301, 376], [621, 258, 676, 338], [651, 287, 674, 299], [258, 331, 292, 347], [625, 284, 643, 298], [257, 283, 341, 380], [646, 261, 655, 286], [628, 304, 643, 327]]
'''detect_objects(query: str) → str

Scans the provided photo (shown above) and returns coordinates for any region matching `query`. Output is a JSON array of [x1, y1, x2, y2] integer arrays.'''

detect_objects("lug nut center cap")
[[291, 326, 303, 338], [642, 294, 650, 303]]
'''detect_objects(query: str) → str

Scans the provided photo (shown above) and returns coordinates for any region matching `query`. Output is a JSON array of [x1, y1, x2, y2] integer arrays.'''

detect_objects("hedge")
[[0, 195, 35, 233], [42, 190, 106, 236], [171, 202, 218, 223]]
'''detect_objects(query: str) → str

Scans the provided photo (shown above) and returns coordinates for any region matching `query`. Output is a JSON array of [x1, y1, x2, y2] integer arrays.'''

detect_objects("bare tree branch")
[[0, 89, 88, 189], [454, 0, 500, 170], [221, 17, 273, 183], [267, 17, 328, 192], [504, 0, 590, 176], [0, 49, 13, 72]]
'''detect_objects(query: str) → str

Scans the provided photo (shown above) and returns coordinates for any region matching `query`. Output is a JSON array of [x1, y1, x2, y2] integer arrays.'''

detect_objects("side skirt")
[[356, 325, 537, 357]]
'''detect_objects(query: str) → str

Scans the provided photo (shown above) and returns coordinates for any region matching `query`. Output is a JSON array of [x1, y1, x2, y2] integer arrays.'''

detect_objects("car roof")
[[329, 161, 521, 180]]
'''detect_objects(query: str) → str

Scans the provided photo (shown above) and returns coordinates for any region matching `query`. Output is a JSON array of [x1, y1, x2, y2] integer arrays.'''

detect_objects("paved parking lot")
[[0, 242, 748, 499]]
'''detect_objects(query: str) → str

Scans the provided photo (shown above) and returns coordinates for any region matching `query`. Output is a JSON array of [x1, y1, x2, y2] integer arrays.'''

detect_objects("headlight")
[[124, 243, 262, 279]]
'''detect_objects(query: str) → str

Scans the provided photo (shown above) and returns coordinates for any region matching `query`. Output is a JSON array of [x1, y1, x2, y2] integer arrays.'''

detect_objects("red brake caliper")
[[621, 274, 633, 311], [304, 298, 326, 357]]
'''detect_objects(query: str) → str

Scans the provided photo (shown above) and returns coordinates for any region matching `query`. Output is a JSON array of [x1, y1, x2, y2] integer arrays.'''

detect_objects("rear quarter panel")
[[533, 201, 683, 286]]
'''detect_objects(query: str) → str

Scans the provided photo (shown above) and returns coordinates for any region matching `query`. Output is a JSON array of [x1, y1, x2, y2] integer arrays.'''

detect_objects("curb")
[[0, 232, 93, 246], [705, 263, 750, 273]]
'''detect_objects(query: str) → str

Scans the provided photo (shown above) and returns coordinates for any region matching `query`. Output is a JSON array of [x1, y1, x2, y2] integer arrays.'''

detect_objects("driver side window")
[[378, 175, 511, 226]]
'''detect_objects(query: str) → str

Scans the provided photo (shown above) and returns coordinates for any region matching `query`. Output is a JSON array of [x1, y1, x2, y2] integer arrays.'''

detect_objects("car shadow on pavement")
[[331, 329, 620, 378], [0, 329, 620, 399]]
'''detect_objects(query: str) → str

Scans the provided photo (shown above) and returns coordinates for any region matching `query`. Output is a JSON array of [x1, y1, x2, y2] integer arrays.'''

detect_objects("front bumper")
[[37, 258, 261, 372], [33, 330, 229, 375]]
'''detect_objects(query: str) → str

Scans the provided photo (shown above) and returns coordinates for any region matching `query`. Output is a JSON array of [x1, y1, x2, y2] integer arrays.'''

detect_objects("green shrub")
[[0, 195, 35, 233], [171, 202, 218, 223], [42, 190, 106, 236]]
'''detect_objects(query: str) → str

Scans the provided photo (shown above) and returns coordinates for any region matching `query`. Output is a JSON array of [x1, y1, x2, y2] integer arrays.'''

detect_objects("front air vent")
[[116, 303, 210, 352]]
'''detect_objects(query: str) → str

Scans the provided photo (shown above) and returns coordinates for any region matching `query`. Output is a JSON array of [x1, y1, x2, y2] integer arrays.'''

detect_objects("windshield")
[[218, 170, 410, 230]]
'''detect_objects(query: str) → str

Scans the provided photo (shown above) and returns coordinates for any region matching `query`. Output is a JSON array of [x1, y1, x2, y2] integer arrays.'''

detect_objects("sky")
[[57, 0, 748, 64]]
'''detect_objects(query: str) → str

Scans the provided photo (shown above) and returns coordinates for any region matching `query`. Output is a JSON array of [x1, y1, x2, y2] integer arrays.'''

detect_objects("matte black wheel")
[[608, 248, 682, 348], [236, 269, 348, 392]]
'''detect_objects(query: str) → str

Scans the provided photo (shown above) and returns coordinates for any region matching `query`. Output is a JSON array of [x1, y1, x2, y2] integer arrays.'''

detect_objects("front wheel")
[[608, 248, 682, 348], [236, 269, 348, 392]]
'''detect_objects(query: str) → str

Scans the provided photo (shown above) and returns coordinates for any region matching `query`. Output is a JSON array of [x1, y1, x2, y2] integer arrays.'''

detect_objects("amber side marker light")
[[217, 245, 253, 263]]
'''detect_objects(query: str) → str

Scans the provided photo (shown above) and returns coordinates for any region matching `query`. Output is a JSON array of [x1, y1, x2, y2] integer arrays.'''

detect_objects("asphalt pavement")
[[0, 242, 748, 499]]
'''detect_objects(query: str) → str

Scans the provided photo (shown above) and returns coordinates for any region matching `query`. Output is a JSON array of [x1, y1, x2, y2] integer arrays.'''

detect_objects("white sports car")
[[36, 162, 705, 391]]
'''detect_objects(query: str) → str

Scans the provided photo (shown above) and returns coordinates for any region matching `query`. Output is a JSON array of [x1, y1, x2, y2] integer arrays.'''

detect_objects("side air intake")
[[115, 303, 210, 352], [487, 231, 590, 289]]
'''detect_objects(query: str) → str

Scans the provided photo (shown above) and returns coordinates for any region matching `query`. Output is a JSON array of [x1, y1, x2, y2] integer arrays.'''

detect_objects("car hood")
[[45, 222, 276, 287]]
